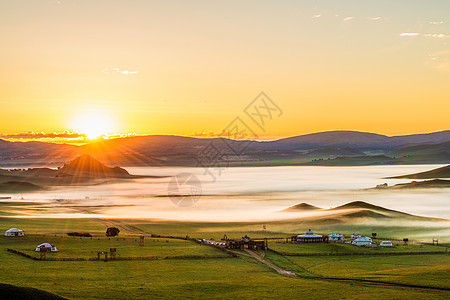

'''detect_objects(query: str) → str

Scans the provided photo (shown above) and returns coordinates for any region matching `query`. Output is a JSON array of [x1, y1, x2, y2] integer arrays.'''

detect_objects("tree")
[[403, 238, 409, 246], [372, 233, 377, 239], [106, 227, 120, 237]]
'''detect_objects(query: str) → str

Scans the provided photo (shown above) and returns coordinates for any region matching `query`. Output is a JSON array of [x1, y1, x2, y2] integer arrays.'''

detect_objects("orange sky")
[[1, 1, 449, 142]]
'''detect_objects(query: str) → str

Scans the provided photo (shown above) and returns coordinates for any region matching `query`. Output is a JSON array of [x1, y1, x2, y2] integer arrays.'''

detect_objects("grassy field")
[[0, 246, 449, 299], [1, 235, 230, 260], [0, 217, 449, 299], [0, 235, 234, 259], [264, 252, 450, 290]]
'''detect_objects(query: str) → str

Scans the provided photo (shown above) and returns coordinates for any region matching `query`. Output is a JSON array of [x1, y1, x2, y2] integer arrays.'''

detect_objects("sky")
[[1, 0, 450, 142]]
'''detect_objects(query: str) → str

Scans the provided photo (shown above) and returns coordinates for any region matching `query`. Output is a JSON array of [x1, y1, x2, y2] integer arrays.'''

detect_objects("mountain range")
[[0, 130, 449, 167]]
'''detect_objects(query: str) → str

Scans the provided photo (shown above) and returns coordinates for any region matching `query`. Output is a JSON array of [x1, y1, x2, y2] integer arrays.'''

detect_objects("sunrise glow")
[[70, 108, 117, 139]]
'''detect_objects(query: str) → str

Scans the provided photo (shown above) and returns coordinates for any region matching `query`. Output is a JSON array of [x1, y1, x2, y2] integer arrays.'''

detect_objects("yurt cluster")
[[4, 228, 58, 252], [291, 229, 394, 248]]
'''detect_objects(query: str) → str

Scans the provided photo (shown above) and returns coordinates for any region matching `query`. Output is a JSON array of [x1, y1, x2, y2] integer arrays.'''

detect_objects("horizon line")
[[1, 129, 450, 145]]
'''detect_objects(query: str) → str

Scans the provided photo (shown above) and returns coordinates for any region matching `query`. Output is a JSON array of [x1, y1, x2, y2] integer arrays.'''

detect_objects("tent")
[[35, 243, 58, 252], [295, 229, 325, 243], [351, 234, 361, 240], [352, 236, 372, 246], [328, 233, 345, 241], [380, 241, 394, 247], [4, 228, 24, 237]]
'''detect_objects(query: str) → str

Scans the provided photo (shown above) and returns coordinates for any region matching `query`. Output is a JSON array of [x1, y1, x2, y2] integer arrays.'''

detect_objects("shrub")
[[67, 232, 93, 237], [106, 227, 120, 237]]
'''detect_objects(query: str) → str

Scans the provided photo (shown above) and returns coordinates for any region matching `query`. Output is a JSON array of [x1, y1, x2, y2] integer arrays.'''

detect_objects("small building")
[[352, 236, 372, 247], [5, 228, 24, 237], [35, 243, 58, 252], [292, 229, 327, 243], [328, 233, 345, 242], [379, 240, 394, 247], [224, 235, 267, 250], [350, 233, 361, 240]]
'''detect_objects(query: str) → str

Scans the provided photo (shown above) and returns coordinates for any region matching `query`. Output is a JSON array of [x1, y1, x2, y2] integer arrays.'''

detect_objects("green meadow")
[[2, 235, 229, 260], [264, 252, 450, 290], [0, 216, 448, 299]]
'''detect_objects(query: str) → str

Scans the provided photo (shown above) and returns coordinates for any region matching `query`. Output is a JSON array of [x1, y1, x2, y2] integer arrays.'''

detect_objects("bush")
[[67, 232, 92, 237], [106, 227, 120, 237]]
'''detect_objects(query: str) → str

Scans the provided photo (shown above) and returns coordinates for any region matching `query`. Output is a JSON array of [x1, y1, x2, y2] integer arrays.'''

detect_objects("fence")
[[7, 248, 235, 261], [268, 248, 449, 257]]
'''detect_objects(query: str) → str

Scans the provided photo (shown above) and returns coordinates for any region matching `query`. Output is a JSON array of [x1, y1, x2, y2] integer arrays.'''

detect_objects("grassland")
[[0, 240, 448, 299], [2, 235, 229, 259], [0, 217, 449, 299], [263, 251, 450, 290]]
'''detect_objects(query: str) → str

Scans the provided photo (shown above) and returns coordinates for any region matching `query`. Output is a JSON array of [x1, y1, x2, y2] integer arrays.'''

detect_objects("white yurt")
[[351, 233, 361, 240], [35, 243, 58, 252], [379, 241, 394, 247], [328, 233, 345, 241], [5, 228, 24, 237], [351, 236, 372, 246]]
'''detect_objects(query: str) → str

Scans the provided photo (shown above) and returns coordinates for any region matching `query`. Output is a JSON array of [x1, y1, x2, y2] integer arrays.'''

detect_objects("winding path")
[[244, 249, 298, 278]]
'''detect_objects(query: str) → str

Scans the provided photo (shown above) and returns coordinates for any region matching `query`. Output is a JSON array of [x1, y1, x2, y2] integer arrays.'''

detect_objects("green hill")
[[390, 179, 450, 188], [0, 283, 65, 299], [389, 165, 450, 179]]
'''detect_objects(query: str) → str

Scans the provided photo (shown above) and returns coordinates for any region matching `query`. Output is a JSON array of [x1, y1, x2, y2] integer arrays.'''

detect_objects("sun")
[[70, 108, 117, 139]]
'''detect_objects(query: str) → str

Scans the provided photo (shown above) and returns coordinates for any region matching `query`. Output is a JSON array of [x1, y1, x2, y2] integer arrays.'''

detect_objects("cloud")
[[312, 14, 322, 19], [427, 49, 450, 72], [424, 33, 449, 38], [1, 131, 86, 140], [103, 67, 139, 75], [343, 17, 354, 22], [399, 32, 449, 38], [367, 17, 382, 21], [399, 33, 420, 37], [429, 21, 445, 25]]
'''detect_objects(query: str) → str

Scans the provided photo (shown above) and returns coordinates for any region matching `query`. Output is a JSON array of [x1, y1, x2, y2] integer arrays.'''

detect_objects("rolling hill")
[[281, 201, 445, 224], [389, 165, 450, 179], [1, 130, 449, 167], [282, 203, 322, 212], [0, 181, 43, 193], [58, 154, 130, 177], [388, 179, 450, 189], [0, 155, 147, 189]]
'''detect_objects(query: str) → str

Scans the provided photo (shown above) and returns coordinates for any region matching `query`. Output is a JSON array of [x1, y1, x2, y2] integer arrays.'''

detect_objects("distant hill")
[[0, 155, 149, 190], [389, 165, 450, 179], [0, 139, 79, 167], [261, 131, 391, 150], [333, 201, 394, 212], [1, 130, 450, 167], [304, 148, 366, 159], [282, 203, 322, 212], [389, 179, 450, 189], [388, 141, 450, 158], [0, 181, 43, 193], [281, 201, 444, 224], [58, 154, 130, 177], [257, 130, 450, 150]]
